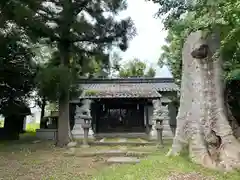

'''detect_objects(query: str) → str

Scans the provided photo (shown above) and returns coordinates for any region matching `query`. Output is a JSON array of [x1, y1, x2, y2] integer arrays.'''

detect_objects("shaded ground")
[[1, 134, 240, 180], [0, 139, 105, 179], [0, 134, 157, 180]]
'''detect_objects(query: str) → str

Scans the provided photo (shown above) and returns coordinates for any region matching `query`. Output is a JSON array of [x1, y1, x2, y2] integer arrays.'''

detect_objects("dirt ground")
[[0, 134, 159, 180], [0, 140, 108, 180], [1, 136, 233, 180]]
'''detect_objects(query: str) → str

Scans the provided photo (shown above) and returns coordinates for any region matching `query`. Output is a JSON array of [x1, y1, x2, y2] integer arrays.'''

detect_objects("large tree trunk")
[[57, 92, 70, 146], [167, 30, 240, 171], [55, 0, 74, 147], [2, 115, 20, 140], [56, 44, 72, 146], [40, 96, 46, 122], [56, 50, 71, 146]]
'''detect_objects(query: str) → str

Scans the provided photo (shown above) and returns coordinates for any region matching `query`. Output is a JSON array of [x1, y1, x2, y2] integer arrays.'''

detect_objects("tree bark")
[[56, 0, 74, 147], [167, 30, 240, 171], [2, 115, 20, 140], [56, 43, 71, 146], [57, 92, 70, 146], [40, 96, 46, 122]]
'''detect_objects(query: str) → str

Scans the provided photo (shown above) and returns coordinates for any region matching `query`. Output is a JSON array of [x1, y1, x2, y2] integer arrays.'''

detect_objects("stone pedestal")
[[156, 120, 163, 147], [150, 100, 171, 140], [72, 121, 94, 139], [71, 118, 85, 138], [150, 118, 164, 140], [71, 104, 94, 139], [81, 121, 91, 147], [149, 120, 157, 140]]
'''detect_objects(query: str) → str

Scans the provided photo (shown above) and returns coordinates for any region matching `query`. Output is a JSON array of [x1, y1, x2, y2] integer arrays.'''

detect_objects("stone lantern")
[[151, 99, 169, 147], [71, 99, 94, 145], [155, 105, 169, 147], [150, 99, 161, 139]]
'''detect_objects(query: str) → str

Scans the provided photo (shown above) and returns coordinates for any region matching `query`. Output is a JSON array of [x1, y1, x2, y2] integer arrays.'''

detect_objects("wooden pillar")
[[146, 105, 150, 134]]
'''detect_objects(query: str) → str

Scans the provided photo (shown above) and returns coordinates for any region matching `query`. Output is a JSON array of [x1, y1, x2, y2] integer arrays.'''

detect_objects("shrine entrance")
[[94, 99, 145, 133]]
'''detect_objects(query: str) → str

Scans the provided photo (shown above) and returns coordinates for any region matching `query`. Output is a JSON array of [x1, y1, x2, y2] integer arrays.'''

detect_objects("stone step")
[[94, 133, 148, 139], [64, 149, 150, 157], [91, 141, 155, 146], [106, 156, 140, 164], [163, 126, 171, 129]]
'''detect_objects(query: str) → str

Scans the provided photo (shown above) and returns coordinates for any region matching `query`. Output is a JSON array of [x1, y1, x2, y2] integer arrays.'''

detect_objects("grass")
[[0, 136, 240, 180], [93, 143, 240, 180], [0, 119, 4, 127], [25, 122, 40, 132], [0, 120, 39, 132]]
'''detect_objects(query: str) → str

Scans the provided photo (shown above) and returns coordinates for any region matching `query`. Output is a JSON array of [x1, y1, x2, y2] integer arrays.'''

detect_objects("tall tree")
[[119, 58, 156, 77], [150, 0, 240, 171], [0, 0, 135, 146], [157, 0, 240, 83], [0, 32, 35, 112], [145, 66, 156, 77], [0, 24, 36, 139]]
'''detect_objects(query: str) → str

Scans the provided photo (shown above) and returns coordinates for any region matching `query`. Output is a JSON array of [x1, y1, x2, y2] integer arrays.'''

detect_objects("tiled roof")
[[80, 83, 161, 99], [77, 77, 179, 99]]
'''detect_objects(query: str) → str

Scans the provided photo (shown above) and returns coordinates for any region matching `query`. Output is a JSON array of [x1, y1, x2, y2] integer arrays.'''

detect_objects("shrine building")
[[69, 77, 179, 139]]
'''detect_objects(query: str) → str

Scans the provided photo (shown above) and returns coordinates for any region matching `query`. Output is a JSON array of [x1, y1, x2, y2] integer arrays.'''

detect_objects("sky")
[[118, 0, 172, 78]]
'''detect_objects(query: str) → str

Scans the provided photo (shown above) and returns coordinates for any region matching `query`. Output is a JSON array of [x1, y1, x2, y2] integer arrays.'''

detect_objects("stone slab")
[[92, 141, 155, 146], [67, 141, 77, 148], [107, 157, 140, 164], [118, 138, 127, 142], [64, 149, 149, 157], [99, 138, 105, 142]]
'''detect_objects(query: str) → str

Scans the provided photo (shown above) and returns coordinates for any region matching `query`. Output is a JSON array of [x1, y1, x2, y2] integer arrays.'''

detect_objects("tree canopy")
[[152, 0, 240, 83], [0, 25, 36, 116], [119, 58, 156, 77], [0, 0, 136, 145]]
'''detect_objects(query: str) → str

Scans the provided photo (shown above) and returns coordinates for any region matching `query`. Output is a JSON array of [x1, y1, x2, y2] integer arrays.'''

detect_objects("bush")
[[0, 120, 4, 127], [26, 123, 40, 132]]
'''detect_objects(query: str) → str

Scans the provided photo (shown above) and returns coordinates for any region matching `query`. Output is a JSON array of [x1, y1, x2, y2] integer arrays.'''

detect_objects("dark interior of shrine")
[[91, 98, 151, 133]]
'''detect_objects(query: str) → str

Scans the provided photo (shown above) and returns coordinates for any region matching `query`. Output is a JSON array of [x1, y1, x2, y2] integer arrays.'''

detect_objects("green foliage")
[[0, 0, 136, 108], [0, 26, 36, 114], [36, 66, 72, 101], [25, 123, 40, 133], [85, 90, 99, 96], [119, 58, 156, 77], [45, 102, 58, 113], [145, 66, 156, 77], [0, 120, 4, 127], [151, 0, 240, 83]]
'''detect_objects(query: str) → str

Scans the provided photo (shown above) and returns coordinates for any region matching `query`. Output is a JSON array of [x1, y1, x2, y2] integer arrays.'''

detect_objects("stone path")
[[64, 138, 159, 165], [99, 138, 105, 142], [107, 157, 140, 164], [118, 138, 127, 142], [64, 148, 150, 158]]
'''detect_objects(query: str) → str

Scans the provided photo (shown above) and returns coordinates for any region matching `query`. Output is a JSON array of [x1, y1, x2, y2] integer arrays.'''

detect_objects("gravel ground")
[[167, 172, 215, 180]]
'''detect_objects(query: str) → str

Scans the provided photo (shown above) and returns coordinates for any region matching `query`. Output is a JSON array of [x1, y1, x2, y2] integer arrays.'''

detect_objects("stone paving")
[[107, 157, 140, 164], [64, 138, 160, 164], [118, 138, 127, 142]]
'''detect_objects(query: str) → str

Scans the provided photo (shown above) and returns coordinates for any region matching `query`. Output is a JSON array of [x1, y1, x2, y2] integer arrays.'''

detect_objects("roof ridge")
[[77, 77, 175, 84]]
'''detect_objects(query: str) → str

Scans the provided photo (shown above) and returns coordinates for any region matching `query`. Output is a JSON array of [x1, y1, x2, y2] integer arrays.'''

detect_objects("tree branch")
[[72, 0, 90, 17]]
